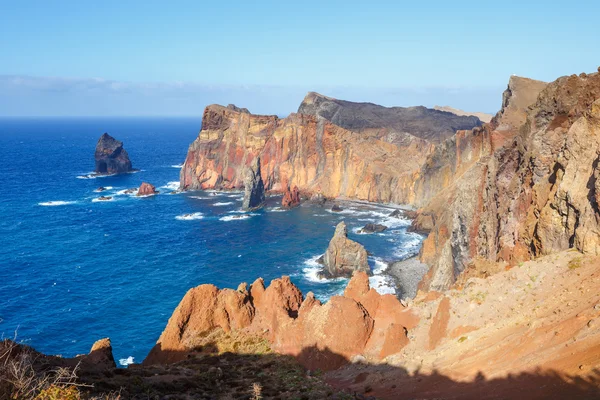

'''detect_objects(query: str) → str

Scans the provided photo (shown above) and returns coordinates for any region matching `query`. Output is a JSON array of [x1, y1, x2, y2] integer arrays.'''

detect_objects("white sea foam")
[[213, 202, 233, 206], [38, 201, 77, 206], [119, 356, 135, 366], [301, 255, 347, 284], [268, 207, 287, 212], [171, 164, 184, 168], [219, 213, 257, 222], [94, 186, 114, 192], [115, 189, 138, 196], [161, 181, 180, 191], [92, 197, 115, 203], [175, 212, 204, 221], [393, 233, 423, 259], [189, 195, 208, 200], [369, 275, 396, 295]]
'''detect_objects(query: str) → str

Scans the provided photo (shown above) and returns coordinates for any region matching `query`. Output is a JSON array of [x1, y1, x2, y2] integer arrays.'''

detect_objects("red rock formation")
[[144, 272, 416, 371], [137, 182, 158, 196], [281, 185, 301, 208], [322, 222, 370, 278]]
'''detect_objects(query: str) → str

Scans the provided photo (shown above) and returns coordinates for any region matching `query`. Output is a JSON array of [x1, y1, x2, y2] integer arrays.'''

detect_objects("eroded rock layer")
[[417, 72, 600, 291]]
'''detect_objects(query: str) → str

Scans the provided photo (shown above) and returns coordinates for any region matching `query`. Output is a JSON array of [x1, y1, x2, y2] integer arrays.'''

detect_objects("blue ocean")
[[0, 118, 422, 365]]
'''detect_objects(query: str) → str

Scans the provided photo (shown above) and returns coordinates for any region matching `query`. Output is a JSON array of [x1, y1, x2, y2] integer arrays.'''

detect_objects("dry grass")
[[568, 257, 583, 270], [187, 328, 272, 355]]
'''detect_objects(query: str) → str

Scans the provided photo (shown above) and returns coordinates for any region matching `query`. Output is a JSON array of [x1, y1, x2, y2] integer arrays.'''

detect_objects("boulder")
[[94, 133, 134, 174], [84, 338, 116, 369], [331, 204, 343, 212], [242, 157, 265, 211], [97, 196, 112, 201], [322, 222, 370, 278], [388, 209, 402, 218], [282, 185, 301, 208], [308, 193, 326, 205], [359, 223, 388, 234], [137, 182, 158, 196]]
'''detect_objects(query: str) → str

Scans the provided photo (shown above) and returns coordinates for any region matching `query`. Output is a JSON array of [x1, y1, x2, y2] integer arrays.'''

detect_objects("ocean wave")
[[392, 233, 423, 259], [301, 255, 347, 284], [38, 201, 77, 206], [119, 356, 135, 366], [171, 164, 184, 168], [213, 202, 233, 206], [369, 275, 396, 295], [175, 212, 204, 221], [268, 207, 287, 212], [189, 195, 208, 200], [115, 189, 138, 196], [92, 197, 115, 203], [219, 213, 257, 222], [161, 181, 180, 191]]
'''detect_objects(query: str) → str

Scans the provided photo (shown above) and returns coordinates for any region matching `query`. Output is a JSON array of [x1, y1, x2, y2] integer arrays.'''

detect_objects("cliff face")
[[180, 96, 483, 204], [417, 72, 600, 291]]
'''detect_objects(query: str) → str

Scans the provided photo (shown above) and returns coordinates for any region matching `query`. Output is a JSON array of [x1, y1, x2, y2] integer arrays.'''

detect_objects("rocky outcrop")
[[242, 157, 265, 210], [322, 222, 370, 278], [145, 272, 417, 371], [416, 70, 600, 291], [137, 182, 158, 196], [281, 185, 301, 208], [94, 133, 134, 174], [180, 94, 483, 204], [359, 223, 387, 234]]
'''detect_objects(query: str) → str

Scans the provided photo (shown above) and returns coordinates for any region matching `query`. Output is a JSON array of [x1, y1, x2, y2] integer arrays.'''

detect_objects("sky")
[[0, 0, 598, 116]]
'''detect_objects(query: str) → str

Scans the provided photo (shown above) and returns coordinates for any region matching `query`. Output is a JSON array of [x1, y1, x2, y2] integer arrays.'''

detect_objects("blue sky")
[[1, 0, 598, 116]]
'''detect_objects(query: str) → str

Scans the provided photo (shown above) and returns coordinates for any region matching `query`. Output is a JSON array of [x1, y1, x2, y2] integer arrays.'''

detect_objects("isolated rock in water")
[[331, 204, 343, 212], [96, 186, 106, 192], [282, 185, 301, 208], [322, 222, 370, 278], [389, 209, 402, 218], [94, 133, 134, 174], [242, 157, 265, 210], [359, 223, 387, 234], [137, 182, 158, 196], [97, 196, 112, 201]]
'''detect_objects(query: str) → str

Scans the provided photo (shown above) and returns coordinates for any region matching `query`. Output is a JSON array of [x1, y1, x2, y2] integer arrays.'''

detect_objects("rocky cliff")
[[180, 96, 483, 205], [321, 222, 370, 278], [416, 71, 600, 291], [94, 133, 134, 174]]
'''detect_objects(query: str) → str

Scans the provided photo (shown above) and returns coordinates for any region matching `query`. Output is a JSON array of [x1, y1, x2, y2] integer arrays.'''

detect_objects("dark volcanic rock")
[[359, 223, 388, 234], [97, 196, 112, 201], [321, 222, 370, 278], [137, 182, 158, 196], [242, 157, 265, 210], [282, 185, 301, 208], [298, 92, 483, 144], [94, 133, 134, 174], [389, 209, 402, 218], [331, 205, 343, 212]]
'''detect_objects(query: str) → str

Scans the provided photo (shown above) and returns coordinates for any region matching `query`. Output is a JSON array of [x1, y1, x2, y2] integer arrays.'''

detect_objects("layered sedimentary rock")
[[145, 272, 417, 370], [322, 222, 370, 277], [416, 71, 600, 291], [180, 95, 483, 205], [94, 133, 134, 174], [242, 156, 266, 210]]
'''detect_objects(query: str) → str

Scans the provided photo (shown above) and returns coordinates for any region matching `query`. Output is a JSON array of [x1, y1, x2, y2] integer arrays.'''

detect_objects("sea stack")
[[322, 221, 370, 278], [137, 182, 158, 196], [94, 133, 134, 175], [281, 185, 301, 208], [242, 157, 265, 211]]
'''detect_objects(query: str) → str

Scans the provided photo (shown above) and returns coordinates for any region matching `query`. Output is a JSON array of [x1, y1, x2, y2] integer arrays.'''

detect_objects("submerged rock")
[[331, 204, 343, 212], [137, 182, 158, 196], [242, 157, 265, 210], [359, 223, 388, 234], [96, 186, 106, 192], [97, 196, 112, 201], [94, 133, 134, 175], [321, 222, 370, 278], [389, 209, 402, 218], [282, 185, 301, 208]]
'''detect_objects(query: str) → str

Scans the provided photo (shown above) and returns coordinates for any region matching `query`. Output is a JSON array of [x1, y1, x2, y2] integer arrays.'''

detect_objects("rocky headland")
[[6, 68, 600, 399], [94, 133, 135, 175]]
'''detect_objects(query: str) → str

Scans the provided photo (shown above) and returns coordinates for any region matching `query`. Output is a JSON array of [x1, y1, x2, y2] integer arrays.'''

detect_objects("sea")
[[0, 117, 423, 366]]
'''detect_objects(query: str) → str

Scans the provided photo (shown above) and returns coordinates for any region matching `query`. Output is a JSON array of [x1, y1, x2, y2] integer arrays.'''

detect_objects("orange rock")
[[282, 185, 301, 208], [137, 182, 158, 196], [428, 297, 451, 350]]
